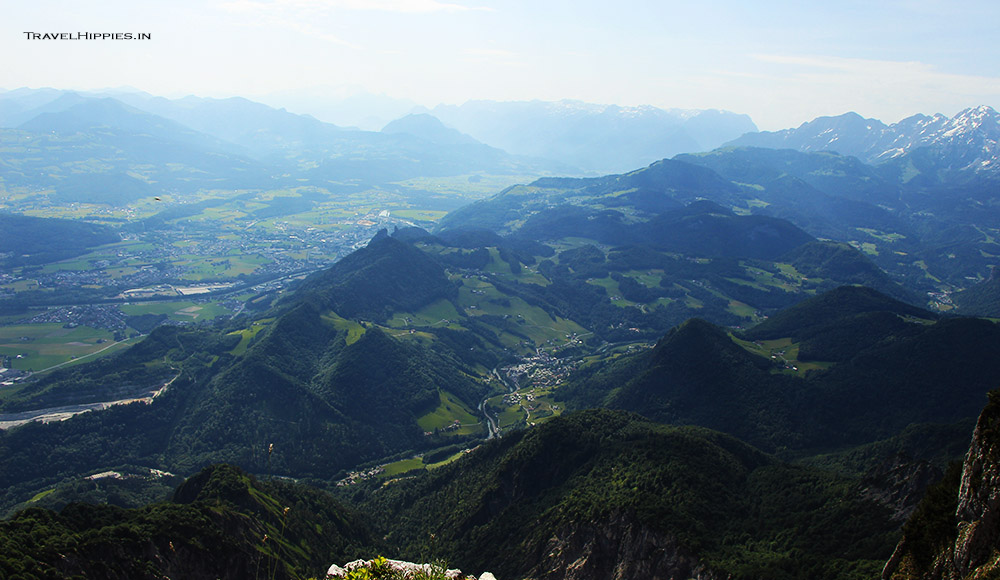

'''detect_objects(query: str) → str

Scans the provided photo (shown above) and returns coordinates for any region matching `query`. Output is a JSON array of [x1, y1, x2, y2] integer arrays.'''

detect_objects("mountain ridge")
[[726, 105, 1000, 177], [430, 99, 758, 173]]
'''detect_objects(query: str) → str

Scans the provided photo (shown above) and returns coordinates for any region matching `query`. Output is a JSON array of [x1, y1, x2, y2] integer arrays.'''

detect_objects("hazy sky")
[[4, 0, 999, 130]]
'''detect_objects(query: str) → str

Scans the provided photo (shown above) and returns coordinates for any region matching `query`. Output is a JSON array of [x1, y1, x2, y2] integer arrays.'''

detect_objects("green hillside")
[[359, 409, 898, 580], [0, 464, 375, 580], [783, 241, 920, 304], [560, 292, 1000, 453], [953, 267, 1000, 317], [291, 233, 458, 322], [744, 285, 934, 343]]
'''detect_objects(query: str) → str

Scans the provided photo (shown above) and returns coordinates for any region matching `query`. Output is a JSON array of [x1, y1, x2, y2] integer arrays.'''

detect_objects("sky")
[[3, 0, 999, 130]]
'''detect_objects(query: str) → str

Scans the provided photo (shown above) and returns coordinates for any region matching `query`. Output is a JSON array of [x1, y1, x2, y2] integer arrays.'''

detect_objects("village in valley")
[[0, 199, 416, 376]]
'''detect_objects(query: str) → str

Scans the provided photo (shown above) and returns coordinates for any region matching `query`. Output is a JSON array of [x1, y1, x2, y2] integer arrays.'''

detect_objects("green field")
[[496, 403, 526, 430], [322, 313, 366, 345], [1, 280, 41, 292], [426, 451, 467, 470], [0, 324, 123, 372], [727, 300, 757, 319], [857, 228, 907, 243], [586, 277, 632, 307], [381, 447, 474, 478], [386, 300, 464, 330], [121, 300, 233, 321], [452, 279, 588, 348], [173, 254, 270, 281], [392, 209, 449, 222], [380, 458, 424, 477], [732, 335, 836, 375], [417, 391, 482, 436], [391, 174, 532, 199], [228, 320, 271, 356], [490, 384, 567, 432], [39, 258, 93, 273]]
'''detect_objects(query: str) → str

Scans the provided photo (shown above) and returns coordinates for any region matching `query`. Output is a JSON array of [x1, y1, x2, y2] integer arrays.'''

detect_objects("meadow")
[[0, 324, 122, 372]]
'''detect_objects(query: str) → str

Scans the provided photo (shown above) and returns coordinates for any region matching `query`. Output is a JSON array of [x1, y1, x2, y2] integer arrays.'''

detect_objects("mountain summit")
[[381, 113, 481, 146], [727, 106, 1000, 175]]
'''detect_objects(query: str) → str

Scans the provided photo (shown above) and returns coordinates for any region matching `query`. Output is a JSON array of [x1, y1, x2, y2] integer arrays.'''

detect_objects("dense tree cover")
[[675, 149, 907, 245], [0, 213, 120, 267], [0, 378, 199, 514], [953, 267, 1000, 317], [678, 148, 902, 206], [437, 159, 735, 234], [291, 233, 458, 322], [516, 205, 631, 243], [165, 302, 487, 480], [403, 225, 911, 347], [7, 466, 184, 516], [433, 227, 506, 248], [743, 285, 934, 343], [436, 145, 1000, 293], [783, 241, 920, 304], [0, 464, 376, 580], [793, 310, 924, 362], [502, 200, 817, 262], [639, 200, 815, 260], [0, 298, 489, 511], [562, 319, 802, 451], [560, 303, 1000, 454], [354, 410, 898, 580], [490, 273, 732, 343], [435, 247, 492, 270], [805, 317, 1000, 446]]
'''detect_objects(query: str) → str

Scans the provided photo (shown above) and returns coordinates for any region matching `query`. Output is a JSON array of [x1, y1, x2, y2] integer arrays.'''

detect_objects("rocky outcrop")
[[883, 392, 1000, 579], [526, 511, 722, 580], [327, 557, 495, 580], [861, 454, 943, 523]]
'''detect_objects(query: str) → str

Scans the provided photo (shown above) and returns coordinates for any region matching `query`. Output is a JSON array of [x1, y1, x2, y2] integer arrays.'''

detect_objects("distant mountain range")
[[0, 89, 761, 179], [725, 106, 1000, 179], [0, 89, 562, 199], [429, 99, 759, 174]]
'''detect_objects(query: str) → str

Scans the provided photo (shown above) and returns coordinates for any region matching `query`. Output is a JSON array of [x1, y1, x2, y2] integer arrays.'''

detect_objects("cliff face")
[[861, 454, 943, 524], [883, 392, 1000, 580], [527, 511, 722, 580]]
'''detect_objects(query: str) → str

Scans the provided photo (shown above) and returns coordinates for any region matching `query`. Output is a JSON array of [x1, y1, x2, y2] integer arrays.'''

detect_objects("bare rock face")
[[950, 398, 1000, 577], [526, 511, 721, 580], [862, 454, 943, 524], [883, 392, 1000, 580]]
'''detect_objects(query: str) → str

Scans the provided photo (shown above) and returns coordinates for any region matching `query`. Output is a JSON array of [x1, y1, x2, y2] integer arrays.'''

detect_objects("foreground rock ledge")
[[327, 558, 497, 580]]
